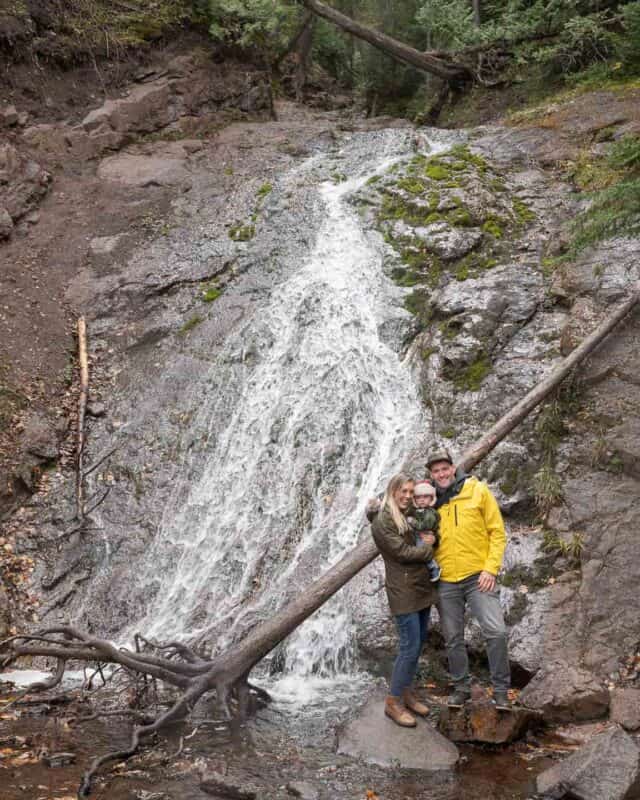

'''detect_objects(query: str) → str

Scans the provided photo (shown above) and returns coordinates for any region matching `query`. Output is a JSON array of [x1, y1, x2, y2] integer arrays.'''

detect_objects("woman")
[[371, 472, 438, 727]]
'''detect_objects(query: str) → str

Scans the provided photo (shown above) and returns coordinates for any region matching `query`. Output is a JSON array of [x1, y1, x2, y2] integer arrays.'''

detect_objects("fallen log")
[[1, 284, 638, 795], [300, 0, 472, 84]]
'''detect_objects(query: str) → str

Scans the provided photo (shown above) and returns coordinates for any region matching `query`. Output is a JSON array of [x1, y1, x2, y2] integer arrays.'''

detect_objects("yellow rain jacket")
[[436, 476, 506, 582]]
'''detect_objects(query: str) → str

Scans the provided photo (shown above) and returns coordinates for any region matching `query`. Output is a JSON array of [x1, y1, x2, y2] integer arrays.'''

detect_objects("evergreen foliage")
[[202, 0, 298, 58], [571, 135, 640, 250]]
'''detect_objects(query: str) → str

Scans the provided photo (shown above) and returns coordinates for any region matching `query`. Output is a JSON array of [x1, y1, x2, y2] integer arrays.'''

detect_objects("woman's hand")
[[419, 533, 436, 546]]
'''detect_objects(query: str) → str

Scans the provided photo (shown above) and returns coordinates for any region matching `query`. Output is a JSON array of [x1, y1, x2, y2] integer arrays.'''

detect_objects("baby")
[[408, 480, 441, 582]]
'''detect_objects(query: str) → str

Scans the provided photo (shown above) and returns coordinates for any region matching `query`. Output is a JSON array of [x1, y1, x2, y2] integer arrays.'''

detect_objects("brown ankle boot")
[[384, 695, 416, 727], [402, 688, 429, 716]]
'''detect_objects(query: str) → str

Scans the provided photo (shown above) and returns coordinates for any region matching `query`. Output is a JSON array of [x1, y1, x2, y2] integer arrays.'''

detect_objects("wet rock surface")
[[535, 724, 639, 800], [437, 698, 541, 744], [337, 690, 460, 770]]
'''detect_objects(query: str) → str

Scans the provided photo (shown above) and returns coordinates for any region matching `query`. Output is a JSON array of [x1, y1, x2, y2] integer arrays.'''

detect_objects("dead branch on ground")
[[76, 317, 89, 521]]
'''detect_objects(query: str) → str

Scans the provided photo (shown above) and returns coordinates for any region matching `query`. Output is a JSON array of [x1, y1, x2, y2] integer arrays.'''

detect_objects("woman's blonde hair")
[[381, 472, 414, 534]]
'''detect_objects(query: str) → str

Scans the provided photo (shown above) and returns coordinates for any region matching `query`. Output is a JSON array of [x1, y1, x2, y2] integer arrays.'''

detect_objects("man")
[[426, 448, 511, 710]]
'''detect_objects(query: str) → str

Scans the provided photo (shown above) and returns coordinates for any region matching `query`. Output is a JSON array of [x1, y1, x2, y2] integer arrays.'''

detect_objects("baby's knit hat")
[[414, 480, 435, 497]]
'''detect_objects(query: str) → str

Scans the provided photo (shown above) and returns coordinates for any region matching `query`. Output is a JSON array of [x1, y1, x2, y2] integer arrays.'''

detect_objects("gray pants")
[[438, 573, 510, 692]]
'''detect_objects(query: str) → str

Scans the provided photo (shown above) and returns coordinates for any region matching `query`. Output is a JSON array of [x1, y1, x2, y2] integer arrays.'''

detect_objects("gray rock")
[[87, 402, 107, 418], [286, 781, 319, 800], [507, 588, 552, 674], [21, 410, 60, 460], [200, 771, 258, 799], [0, 206, 13, 238], [413, 221, 483, 261], [97, 152, 191, 188], [25, 211, 40, 224], [0, 143, 51, 222], [43, 752, 76, 767], [82, 80, 172, 136], [89, 235, 124, 257], [610, 688, 640, 731], [0, 584, 10, 639], [520, 660, 610, 723], [336, 690, 459, 770], [1, 104, 19, 126], [536, 724, 639, 800]]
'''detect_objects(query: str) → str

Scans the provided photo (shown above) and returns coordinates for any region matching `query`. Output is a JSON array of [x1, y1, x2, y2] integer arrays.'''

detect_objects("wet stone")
[[535, 724, 639, 800], [43, 752, 75, 767], [437, 698, 542, 744], [200, 771, 259, 799], [336, 690, 459, 770]]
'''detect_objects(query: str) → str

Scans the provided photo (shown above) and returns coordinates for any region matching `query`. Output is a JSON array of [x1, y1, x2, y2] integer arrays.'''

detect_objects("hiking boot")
[[447, 688, 471, 708], [402, 689, 429, 717], [492, 691, 511, 710], [384, 696, 416, 727]]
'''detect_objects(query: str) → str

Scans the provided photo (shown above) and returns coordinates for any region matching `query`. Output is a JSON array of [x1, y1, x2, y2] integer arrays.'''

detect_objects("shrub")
[[571, 135, 640, 251], [534, 12, 615, 75], [615, 1, 640, 71]]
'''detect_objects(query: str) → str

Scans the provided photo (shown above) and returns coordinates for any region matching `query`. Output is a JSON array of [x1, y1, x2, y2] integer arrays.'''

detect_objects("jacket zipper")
[[454, 505, 458, 526]]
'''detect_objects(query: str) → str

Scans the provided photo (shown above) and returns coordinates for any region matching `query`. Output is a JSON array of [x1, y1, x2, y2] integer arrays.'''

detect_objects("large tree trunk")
[[3, 285, 638, 795], [300, 0, 472, 84]]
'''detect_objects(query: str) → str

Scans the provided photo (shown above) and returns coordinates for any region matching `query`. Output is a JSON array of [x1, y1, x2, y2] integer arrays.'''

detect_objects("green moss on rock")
[[482, 218, 504, 238], [229, 222, 256, 241], [446, 354, 492, 392]]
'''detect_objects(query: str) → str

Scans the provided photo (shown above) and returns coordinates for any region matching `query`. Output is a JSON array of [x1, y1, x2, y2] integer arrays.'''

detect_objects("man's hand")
[[477, 570, 496, 592], [365, 497, 381, 519], [420, 533, 436, 546]]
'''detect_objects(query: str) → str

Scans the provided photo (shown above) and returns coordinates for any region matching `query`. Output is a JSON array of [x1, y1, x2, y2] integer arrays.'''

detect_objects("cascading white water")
[[134, 131, 452, 699]]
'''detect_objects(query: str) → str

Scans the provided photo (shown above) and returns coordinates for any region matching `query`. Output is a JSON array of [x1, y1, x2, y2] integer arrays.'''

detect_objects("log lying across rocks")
[[1, 284, 639, 795]]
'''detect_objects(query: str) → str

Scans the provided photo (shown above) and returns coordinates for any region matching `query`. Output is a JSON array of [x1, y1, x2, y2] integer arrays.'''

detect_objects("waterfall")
[[133, 129, 453, 699]]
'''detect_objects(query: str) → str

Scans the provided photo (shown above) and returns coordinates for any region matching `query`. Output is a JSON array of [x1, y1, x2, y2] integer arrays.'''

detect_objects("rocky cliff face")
[[3, 47, 640, 725]]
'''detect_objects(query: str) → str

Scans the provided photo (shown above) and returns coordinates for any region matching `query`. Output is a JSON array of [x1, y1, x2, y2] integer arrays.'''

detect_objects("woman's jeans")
[[389, 607, 431, 696]]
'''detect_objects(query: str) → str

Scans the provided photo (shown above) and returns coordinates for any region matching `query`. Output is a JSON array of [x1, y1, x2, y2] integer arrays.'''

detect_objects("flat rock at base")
[[437, 698, 541, 744], [610, 688, 640, 731], [336, 690, 459, 770], [536, 724, 639, 800]]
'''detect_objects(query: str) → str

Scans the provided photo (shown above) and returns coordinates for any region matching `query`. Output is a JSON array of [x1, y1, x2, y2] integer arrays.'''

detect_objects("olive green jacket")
[[371, 507, 438, 615]]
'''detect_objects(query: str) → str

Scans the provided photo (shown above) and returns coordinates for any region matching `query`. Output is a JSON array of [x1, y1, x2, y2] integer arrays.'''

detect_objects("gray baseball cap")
[[425, 448, 453, 469]]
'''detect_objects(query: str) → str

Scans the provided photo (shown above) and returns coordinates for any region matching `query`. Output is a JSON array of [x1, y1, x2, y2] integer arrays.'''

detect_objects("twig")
[[76, 317, 89, 520], [84, 444, 121, 478], [83, 487, 111, 517]]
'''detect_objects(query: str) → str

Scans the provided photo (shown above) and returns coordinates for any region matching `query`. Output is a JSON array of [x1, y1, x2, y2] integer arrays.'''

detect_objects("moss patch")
[[201, 283, 223, 303], [178, 314, 203, 336], [229, 222, 256, 241], [445, 354, 492, 392]]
